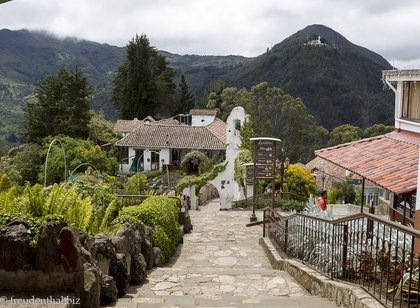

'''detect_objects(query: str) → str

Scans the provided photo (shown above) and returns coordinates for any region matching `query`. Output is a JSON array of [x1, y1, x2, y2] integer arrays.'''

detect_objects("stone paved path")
[[109, 199, 338, 307]]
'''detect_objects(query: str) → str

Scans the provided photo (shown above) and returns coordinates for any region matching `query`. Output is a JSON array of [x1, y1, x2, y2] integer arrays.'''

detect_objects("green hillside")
[[226, 24, 394, 129], [0, 25, 394, 148], [227, 25, 393, 129]]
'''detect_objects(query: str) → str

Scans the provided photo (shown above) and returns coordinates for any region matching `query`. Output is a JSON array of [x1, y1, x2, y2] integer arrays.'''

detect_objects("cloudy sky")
[[1, 0, 420, 69]]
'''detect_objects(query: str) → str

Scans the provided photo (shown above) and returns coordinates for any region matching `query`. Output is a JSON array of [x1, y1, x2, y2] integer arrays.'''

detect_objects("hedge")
[[115, 196, 180, 263]]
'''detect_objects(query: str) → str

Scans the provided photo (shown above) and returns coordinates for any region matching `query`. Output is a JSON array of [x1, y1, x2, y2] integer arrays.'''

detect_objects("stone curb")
[[259, 237, 385, 308]]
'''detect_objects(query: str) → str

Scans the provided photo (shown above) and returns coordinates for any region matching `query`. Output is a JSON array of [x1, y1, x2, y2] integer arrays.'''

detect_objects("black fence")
[[263, 207, 420, 307]]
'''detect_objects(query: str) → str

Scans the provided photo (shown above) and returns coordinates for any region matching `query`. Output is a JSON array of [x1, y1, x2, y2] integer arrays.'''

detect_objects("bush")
[[125, 173, 148, 194], [284, 164, 316, 200], [40, 135, 119, 185], [332, 181, 356, 204], [146, 169, 162, 179], [115, 196, 180, 263], [180, 151, 209, 174], [176, 162, 227, 193], [232, 193, 306, 212]]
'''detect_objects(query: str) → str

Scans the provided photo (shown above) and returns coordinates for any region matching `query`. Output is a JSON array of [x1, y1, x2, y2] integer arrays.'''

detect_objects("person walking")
[[317, 190, 327, 211]]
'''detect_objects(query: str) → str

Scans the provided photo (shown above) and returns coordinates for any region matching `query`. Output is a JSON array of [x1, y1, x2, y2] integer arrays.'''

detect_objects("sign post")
[[249, 137, 281, 222]]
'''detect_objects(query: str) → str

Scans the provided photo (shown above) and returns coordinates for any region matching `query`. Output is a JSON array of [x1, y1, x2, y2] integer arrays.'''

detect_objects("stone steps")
[[109, 294, 338, 308], [109, 198, 338, 308]]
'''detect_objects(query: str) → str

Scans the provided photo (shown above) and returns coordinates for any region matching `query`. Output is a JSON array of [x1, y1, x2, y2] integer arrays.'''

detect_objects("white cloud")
[[1, 0, 420, 67]]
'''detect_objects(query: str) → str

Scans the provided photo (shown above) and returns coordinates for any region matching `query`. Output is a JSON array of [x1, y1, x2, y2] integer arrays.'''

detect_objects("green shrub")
[[327, 187, 337, 204], [115, 196, 180, 263], [176, 162, 226, 193], [125, 173, 148, 194], [180, 151, 209, 174], [281, 199, 306, 212], [234, 149, 252, 188], [284, 164, 316, 200], [146, 169, 162, 179], [332, 181, 356, 203], [232, 193, 305, 212]]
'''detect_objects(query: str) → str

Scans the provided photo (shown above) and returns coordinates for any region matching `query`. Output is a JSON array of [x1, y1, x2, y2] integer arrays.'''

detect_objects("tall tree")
[[202, 80, 226, 110], [174, 75, 195, 114], [111, 34, 175, 119], [328, 124, 362, 146], [25, 66, 92, 143], [215, 82, 328, 163]]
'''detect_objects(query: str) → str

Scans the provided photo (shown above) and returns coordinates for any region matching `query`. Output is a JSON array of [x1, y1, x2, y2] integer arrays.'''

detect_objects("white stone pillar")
[[190, 185, 197, 210], [144, 150, 151, 173]]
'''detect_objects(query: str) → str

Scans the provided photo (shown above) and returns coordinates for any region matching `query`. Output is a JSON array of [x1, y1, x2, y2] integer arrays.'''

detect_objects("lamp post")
[[279, 158, 289, 199]]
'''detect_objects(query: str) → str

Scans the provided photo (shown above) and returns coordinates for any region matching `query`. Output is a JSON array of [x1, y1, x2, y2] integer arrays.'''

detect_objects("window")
[[120, 147, 129, 164], [402, 81, 420, 120]]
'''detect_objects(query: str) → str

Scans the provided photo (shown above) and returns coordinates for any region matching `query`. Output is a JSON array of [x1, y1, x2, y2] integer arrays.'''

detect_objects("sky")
[[1, 0, 420, 69]]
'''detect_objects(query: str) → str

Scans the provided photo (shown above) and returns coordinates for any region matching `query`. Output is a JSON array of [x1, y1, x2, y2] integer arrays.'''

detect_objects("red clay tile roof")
[[206, 118, 226, 143], [114, 119, 144, 133], [114, 118, 180, 133], [189, 109, 218, 116], [115, 123, 225, 150], [315, 131, 420, 196], [305, 157, 375, 189]]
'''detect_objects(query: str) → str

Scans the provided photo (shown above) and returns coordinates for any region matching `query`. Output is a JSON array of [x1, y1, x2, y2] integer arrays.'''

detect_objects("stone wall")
[[0, 209, 192, 308], [198, 184, 219, 205], [260, 237, 384, 308]]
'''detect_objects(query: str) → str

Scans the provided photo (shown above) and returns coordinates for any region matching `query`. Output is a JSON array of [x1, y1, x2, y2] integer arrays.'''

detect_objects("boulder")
[[35, 221, 60, 272], [80, 261, 101, 308], [57, 227, 81, 274], [112, 228, 136, 257], [141, 238, 155, 270], [153, 247, 163, 267], [0, 219, 32, 271], [93, 234, 115, 275], [109, 253, 130, 296], [179, 208, 193, 233], [130, 252, 147, 284], [100, 274, 118, 305]]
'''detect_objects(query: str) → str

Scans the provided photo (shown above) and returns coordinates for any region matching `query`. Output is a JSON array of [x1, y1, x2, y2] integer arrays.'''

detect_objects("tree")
[[284, 164, 316, 200], [112, 34, 175, 119], [363, 124, 394, 138], [280, 98, 329, 163], [25, 66, 93, 143], [214, 82, 328, 163], [40, 136, 118, 185], [202, 80, 226, 110], [328, 124, 362, 146], [239, 117, 255, 153], [174, 75, 195, 114], [88, 112, 122, 145]]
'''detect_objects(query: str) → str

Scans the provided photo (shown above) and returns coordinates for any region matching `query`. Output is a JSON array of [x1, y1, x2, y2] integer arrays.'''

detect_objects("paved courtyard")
[[109, 199, 338, 307]]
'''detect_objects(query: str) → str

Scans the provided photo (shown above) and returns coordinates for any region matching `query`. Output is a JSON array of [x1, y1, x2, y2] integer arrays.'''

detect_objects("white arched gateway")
[[208, 106, 246, 209]]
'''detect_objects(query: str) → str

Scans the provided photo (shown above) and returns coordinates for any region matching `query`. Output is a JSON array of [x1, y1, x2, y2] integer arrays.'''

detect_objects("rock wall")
[[0, 208, 192, 308]]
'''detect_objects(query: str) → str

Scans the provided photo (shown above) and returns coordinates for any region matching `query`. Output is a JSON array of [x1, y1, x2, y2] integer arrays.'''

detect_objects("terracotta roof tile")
[[114, 118, 180, 133], [205, 118, 226, 143], [114, 119, 143, 133], [315, 131, 420, 195], [115, 123, 225, 150], [189, 109, 218, 116]]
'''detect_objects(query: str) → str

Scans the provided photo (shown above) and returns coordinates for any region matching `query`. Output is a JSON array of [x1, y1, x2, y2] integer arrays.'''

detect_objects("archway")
[[198, 183, 221, 206]]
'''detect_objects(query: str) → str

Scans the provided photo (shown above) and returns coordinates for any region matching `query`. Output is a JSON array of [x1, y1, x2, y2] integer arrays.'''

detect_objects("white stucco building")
[[114, 109, 227, 173]]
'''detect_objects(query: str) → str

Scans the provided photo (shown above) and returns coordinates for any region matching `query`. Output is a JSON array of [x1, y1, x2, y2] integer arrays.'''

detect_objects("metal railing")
[[263, 207, 420, 307]]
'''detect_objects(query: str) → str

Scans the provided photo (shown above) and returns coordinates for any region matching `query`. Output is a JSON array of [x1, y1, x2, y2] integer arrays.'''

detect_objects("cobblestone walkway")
[[110, 199, 337, 307]]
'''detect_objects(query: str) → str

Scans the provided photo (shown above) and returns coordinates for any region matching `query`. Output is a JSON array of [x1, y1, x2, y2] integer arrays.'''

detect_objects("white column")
[[190, 185, 197, 210], [160, 149, 170, 170], [144, 150, 151, 173], [395, 81, 403, 129]]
